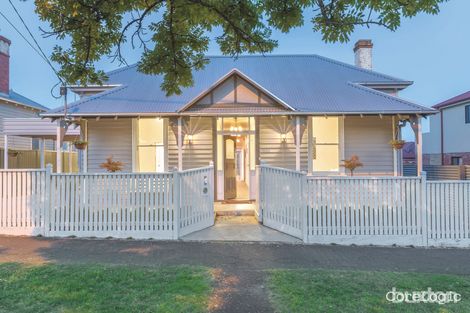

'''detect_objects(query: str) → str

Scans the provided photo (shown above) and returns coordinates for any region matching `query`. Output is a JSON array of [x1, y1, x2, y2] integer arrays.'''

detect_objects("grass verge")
[[267, 269, 470, 313], [0, 263, 212, 313]]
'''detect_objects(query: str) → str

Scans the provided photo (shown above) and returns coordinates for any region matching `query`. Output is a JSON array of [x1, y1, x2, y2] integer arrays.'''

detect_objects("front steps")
[[214, 202, 256, 217]]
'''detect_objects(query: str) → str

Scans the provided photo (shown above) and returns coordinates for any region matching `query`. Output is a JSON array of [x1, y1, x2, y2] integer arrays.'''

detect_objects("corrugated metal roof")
[[433, 90, 470, 109], [0, 90, 48, 111], [44, 55, 435, 116], [3, 117, 80, 140]]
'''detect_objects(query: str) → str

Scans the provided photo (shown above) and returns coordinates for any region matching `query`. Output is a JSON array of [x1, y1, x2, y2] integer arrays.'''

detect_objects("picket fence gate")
[[258, 165, 470, 247], [0, 165, 214, 239]]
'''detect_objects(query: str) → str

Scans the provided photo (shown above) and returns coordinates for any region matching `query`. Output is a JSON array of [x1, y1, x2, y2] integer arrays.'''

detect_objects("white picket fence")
[[179, 166, 215, 237], [0, 169, 48, 236], [306, 176, 425, 246], [258, 166, 305, 239], [0, 165, 214, 239], [259, 165, 470, 247], [427, 181, 470, 247]]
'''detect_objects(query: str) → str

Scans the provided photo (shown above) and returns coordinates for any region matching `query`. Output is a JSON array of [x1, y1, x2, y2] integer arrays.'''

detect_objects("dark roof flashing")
[[433, 90, 470, 110]]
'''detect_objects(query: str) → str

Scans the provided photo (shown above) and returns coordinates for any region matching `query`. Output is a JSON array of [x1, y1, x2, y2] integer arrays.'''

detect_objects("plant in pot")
[[100, 156, 124, 173], [341, 155, 363, 176], [7, 150, 19, 157], [73, 140, 88, 150], [389, 139, 406, 150]]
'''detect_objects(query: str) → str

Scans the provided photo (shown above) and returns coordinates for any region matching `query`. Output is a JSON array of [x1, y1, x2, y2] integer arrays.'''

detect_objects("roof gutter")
[[0, 96, 45, 112], [41, 110, 437, 119]]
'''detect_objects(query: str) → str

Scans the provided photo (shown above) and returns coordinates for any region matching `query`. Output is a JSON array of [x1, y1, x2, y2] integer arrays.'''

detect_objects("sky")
[[0, 0, 469, 140]]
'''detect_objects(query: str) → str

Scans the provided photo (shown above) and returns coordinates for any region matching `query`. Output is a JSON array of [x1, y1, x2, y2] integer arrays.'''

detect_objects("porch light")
[[187, 134, 193, 144], [280, 133, 287, 143]]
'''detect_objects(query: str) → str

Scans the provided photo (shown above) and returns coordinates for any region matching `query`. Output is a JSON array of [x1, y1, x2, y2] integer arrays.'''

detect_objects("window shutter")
[[466, 105, 470, 124]]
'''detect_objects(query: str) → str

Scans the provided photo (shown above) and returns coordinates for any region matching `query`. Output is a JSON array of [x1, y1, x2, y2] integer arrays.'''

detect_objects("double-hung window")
[[312, 117, 340, 172], [135, 118, 165, 172]]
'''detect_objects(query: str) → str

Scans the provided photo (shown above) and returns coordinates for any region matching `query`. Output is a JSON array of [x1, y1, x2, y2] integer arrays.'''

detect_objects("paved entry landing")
[[181, 215, 301, 243]]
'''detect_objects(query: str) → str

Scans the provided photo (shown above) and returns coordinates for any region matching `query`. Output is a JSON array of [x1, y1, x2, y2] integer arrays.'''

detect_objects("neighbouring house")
[[402, 142, 416, 165], [423, 91, 470, 165], [0, 36, 48, 151], [42, 39, 435, 201]]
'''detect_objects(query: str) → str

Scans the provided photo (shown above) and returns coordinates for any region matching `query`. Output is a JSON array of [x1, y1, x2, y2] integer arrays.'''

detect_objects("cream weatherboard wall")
[[0, 101, 38, 150], [344, 116, 394, 175], [258, 116, 308, 171], [86, 118, 133, 172], [167, 117, 213, 170], [84, 115, 397, 176]]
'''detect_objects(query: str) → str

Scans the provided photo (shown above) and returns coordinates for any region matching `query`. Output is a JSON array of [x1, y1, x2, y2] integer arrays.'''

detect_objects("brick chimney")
[[354, 39, 373, 70], [0, 35, 11, 95]]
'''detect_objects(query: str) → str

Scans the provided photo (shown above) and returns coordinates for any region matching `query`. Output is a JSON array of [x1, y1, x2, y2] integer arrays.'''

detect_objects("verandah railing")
[[258, 165, 470, 247], [0, 165, 214, 239]]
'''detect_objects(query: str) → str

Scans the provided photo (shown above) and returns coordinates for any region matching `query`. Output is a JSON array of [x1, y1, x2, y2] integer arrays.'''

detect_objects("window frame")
[[465, 105, 470, 124], [133, 117, 167, 173], [451, 156, 462, 166], [311, 116, 341, 173]]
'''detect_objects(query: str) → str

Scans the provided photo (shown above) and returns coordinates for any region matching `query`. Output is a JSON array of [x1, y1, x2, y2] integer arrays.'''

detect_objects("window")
[[135, 118, 165, 172], [465, 105, 470, 124], [312, 117, 339, 172], [451, 156, 462, 165]]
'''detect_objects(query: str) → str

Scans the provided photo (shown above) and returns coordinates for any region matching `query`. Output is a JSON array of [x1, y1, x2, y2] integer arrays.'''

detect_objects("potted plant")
[[73, 140, 88, 150], [389, 139, 406, 150], [341, 155, 363, 176], [7, 150, 19, 157], [100, 156, 124, 172]]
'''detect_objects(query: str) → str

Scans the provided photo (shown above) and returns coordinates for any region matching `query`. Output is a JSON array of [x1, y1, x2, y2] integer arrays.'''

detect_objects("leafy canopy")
[[34, 0, 447, 95]]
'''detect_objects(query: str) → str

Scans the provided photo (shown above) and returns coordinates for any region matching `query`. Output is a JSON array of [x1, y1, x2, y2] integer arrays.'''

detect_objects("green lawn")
[[267, 269, 470, 313], [0, 263, 212, 313]]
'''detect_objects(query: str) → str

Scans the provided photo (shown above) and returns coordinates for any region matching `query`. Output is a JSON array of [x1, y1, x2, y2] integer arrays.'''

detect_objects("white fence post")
[[174, 171, 181, 239], [421, 171, 428, 247], [43, 164, 52, 236], [256, 165, 263, 222], [301, 173, 308, 243]]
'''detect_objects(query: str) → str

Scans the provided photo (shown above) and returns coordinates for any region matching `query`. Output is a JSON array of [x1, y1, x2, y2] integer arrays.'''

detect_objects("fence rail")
[[0, 166, 214, 239], [259, 165, 470, 247]]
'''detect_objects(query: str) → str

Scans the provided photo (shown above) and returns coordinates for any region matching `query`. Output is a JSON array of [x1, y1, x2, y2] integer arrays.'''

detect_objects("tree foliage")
[[34, 0, 447, 95]]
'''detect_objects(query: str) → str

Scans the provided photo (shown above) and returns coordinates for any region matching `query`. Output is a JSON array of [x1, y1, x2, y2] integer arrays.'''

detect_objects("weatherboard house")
[[0, 36, 48, 152], [42, 40, 434, 201]]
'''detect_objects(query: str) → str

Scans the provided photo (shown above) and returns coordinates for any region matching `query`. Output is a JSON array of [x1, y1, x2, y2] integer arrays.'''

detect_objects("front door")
[[224, 136, 237, 199]]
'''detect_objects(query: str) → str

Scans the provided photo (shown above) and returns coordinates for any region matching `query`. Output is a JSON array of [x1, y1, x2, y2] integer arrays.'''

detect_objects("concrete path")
[[2, 236, 470, 312], [182, 216, 302, 243]]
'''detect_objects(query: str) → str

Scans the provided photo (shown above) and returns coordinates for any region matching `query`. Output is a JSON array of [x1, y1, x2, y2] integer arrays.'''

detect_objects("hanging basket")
[[8, 150, 19, 157], [73, 141, 88, 150], [389, 140, 405, 150]]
